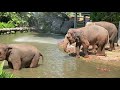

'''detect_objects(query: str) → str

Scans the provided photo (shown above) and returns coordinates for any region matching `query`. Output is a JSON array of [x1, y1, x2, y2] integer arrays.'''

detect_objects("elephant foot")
[[113, 47, 115, 50], [91, 49, 97, 54], [108, 47, 115, 51], [108, 48, 112, 51], [84, 55, 89, 58], [117, 43, 119, 47], [76, 55, 80, 58]]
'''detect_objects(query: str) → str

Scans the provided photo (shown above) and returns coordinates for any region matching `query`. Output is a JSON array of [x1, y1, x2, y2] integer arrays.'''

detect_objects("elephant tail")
[[39, 53, 44, 64], [107, 32, 110, 44]]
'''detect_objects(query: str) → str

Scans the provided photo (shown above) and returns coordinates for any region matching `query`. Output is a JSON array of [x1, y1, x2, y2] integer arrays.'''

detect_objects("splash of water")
[[14, 36, 63, 44]]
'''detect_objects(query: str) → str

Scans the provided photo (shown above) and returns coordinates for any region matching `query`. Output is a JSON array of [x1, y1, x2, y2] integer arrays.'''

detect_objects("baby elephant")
[[0, 44, 43, 70]]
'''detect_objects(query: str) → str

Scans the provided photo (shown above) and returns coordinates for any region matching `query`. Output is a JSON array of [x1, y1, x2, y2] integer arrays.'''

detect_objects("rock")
[[60, 20, 74, 34], [51, 18, 64, 34], [28, 12, 71, 34]]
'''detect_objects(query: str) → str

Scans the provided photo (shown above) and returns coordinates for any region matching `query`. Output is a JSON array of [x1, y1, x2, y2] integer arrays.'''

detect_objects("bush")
[[0, 12, 32, 27], [90, 12, 120, 28], [0, 22, 15, 29], [0, 61, 16, 78]]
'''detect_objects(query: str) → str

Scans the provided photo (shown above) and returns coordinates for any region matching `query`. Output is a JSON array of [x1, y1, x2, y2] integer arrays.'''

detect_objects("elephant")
[[0, 44, 43, 70], [86, 21, 118, 51], [66, 25, 109, 58]]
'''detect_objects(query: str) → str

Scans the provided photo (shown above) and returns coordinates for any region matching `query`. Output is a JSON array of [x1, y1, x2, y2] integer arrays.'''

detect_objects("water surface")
[[0, 32, 120, 78]]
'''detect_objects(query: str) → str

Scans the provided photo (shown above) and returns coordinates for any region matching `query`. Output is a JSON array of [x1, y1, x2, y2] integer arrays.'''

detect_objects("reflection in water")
[[1, 32, 120, 78]]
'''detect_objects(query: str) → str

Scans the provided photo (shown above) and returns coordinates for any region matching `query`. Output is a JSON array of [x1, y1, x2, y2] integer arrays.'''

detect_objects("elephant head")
[[0, 44, 12, 61], [62, 28, 84, 52], [66, 29, 80, 44]]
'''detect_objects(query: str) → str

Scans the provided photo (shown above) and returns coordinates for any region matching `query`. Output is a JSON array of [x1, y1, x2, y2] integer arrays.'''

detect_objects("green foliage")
[[0, 61, 5, 75], [0, 22, 15, 28], [90, 12, 120, 27], [0, 61, 16, 78], [0, 71, 14, 78], [0, 12, 33, 28]]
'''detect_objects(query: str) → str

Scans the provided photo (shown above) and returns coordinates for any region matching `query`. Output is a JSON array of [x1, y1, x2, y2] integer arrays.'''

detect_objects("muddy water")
[[1, 32, 120, 78]]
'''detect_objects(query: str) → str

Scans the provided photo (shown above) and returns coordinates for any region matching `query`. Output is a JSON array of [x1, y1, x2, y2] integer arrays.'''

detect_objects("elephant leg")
[[96, 42, 106, 56], [7, 49, 22, 70], [82, 43, 89, 58], [81, 39, 89, 58], [109, 40, 115, 51], [8, 53, 21, 70], [117, 43, 119, 47], [30, 54, 39, 68], [113, 38, 116, 50], [101, 47, 106, 56], [11, 59, 21, 70], [63, 35, 70, 52], [113, 43, 115, 50], [75, 43, 81, 58]]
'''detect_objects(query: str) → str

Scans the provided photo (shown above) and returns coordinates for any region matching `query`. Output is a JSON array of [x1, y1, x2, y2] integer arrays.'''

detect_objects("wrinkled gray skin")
[[0, 44, 43, 70], [66, 25, 109, 58], [86, 21, 118, 51]]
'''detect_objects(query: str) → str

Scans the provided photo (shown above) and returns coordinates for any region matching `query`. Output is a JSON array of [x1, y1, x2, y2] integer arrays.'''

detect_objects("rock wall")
[[29, 12, 74, 34]]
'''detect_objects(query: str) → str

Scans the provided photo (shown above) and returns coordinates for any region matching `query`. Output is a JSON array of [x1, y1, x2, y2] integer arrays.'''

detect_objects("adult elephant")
[[65, 25, 109, 58], [0, 44, 43, 70], [86, 21, 118, 51]]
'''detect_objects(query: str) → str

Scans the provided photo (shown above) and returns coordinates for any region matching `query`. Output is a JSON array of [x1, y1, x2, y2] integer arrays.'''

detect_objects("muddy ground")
[[83, 45, 120, 67], [58, 42, 120, 68]]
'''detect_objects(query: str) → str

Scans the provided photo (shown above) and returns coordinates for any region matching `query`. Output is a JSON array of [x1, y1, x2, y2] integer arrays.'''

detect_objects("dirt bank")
[[58, 42, 120, 67], [81, 45, 120, 67]]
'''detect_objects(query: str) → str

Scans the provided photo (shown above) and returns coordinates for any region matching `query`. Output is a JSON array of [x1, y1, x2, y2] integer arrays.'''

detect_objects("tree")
[[90, 12, 120, 28]]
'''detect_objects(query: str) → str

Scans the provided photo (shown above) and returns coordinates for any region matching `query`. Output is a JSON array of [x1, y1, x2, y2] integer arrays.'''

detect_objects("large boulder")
[[60, 20, 74, 34], [51, 19, 74, 34], [51, 18, 64, 34], [28, 12, 73, 34]]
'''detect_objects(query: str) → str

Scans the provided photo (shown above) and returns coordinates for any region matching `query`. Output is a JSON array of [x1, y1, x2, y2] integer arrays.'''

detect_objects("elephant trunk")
[[63, 34, 70, 52]]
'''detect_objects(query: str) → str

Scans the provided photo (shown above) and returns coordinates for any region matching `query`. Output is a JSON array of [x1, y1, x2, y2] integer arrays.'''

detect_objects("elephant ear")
[[4, 46, 12, 53], [77, 30, 89, 46]]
